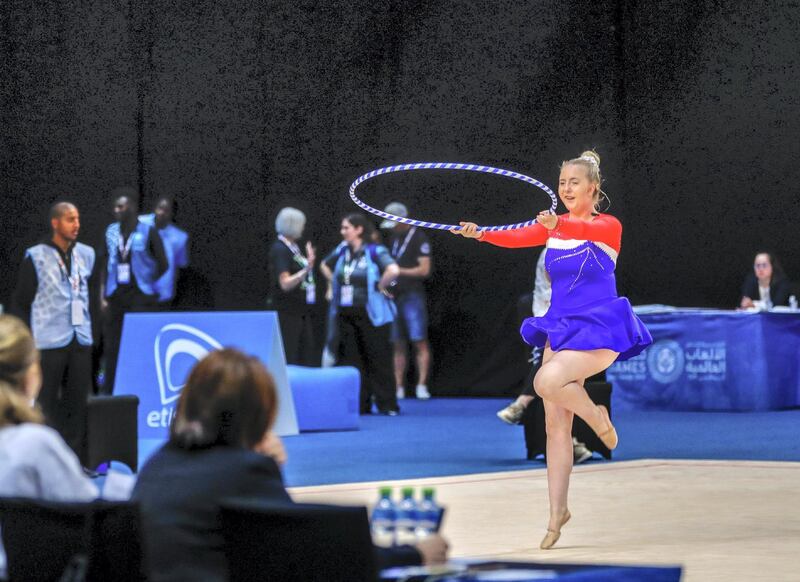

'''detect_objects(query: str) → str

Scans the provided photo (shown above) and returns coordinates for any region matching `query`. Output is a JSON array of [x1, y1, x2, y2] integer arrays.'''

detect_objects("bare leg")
[[533, 346, 619, 436], [413, 339, 431, 387], [543, 397, 574, 532], [393, 342, 407, 391]]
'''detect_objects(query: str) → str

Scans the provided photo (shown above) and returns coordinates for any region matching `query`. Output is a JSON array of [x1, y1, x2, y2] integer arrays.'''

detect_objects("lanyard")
[[278, 235, 314, 285], [52, 248, 80, 294], [278, 235, 307, 266], [342, 248, 361, 285], [391, 227, 416, 261], [118, 228, 135, 262]]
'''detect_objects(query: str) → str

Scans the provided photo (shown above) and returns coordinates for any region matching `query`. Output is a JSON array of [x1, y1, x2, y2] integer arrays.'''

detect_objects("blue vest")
[[139, 214, 190, 302], [105, 220, 160, 297], [27, 243, 95, 350]]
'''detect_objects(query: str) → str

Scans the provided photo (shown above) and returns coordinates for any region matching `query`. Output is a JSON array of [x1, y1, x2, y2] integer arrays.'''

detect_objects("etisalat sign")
[[151, 323, 223, 427], [115, 312, 298, 440]]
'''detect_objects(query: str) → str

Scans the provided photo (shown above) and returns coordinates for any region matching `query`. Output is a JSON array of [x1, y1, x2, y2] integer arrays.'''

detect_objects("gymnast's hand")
[[536, 211, 558, 230], [450, 221, 482, 238]]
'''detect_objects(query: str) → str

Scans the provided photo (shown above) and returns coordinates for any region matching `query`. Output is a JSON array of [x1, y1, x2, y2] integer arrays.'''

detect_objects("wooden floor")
[[290, 459, 800, 582]]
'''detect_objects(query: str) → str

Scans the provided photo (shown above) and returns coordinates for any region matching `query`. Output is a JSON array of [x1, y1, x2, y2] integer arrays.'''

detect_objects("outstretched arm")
[[550, 214, 622, 252], [450, 220, 548, 249]]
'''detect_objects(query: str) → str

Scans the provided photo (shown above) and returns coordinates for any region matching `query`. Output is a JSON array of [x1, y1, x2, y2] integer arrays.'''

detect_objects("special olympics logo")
[[647, 340, 684, 384], [154, 324, 223, 405]]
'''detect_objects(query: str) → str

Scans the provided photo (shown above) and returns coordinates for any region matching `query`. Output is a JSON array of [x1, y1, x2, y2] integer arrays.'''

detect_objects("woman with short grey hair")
[[267, 207, 318, 365]]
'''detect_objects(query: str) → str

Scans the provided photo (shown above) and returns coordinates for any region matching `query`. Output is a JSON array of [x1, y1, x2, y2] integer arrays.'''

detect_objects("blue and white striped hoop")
[[349, 162, 557, 231]]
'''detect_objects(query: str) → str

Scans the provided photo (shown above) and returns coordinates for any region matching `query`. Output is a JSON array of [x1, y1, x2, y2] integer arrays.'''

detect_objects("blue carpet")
[[279, 399, 800, 487], [136, 399, 800, 487]]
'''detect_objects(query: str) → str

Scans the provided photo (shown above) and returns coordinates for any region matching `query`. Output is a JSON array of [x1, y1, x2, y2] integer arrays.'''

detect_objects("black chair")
[[220, 500, 378, 582], [86, 395, 139, 472], [522, 381, 613, 460], [0, 498, 146, 582]]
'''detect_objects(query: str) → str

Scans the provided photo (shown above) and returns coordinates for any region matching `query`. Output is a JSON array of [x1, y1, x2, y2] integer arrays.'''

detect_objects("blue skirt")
[[520, 297, 652, 361]]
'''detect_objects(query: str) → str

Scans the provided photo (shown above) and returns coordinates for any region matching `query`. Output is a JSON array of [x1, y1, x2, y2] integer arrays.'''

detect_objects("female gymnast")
[[452, 150, 652, 549]]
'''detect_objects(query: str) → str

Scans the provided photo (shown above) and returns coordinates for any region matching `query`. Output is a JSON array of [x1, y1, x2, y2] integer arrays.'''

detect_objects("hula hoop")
[[349, 162, 557, 231]]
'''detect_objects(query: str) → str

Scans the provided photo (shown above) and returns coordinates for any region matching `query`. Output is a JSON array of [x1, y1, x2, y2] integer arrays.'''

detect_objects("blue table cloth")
[[607, 310, 800, 411]]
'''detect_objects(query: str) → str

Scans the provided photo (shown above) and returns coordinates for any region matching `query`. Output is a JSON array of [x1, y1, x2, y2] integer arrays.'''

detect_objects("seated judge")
[[739, 252, 791, 310], [132, 348, 447, 582]]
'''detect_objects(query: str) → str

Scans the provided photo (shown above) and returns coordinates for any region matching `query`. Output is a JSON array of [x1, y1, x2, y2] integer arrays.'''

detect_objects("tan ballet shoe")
[[540, 509, 571, 550], [596, 405, 618, 450]]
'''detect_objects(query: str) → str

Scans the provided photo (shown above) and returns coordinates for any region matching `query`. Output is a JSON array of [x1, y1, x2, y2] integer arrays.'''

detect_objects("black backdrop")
[[2, 1, 798, 395]]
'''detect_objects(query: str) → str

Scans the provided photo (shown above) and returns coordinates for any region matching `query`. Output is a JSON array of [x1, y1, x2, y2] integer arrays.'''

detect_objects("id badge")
[[306, 285, 316, 305], [340, 285, 354, 307], [117, 263, 131, 284], [71, 300, 85, 326]]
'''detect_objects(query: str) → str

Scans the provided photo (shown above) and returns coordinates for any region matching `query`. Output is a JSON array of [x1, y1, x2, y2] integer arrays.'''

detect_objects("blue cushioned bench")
[[287, 365, 360, 432]]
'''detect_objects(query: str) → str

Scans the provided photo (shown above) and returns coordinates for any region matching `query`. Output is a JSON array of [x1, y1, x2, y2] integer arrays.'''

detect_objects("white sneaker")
[[396, 386, 406, 400], [497, 402, 525, 425], [415, 385, 431, 400], [572, 438, 593, 464]]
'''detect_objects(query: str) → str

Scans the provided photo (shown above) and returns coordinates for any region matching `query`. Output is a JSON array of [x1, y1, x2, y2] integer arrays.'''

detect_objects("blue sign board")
[[115, 311, 298, 442], [607, 310, 800, 411]]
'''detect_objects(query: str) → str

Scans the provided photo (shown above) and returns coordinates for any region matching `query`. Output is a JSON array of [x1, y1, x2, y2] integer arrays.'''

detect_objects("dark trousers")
[[39, 337, 92, 464], [102, 290, 158, 394], [521, 347, 544, 397], [277, 311, 316, 366], [337, 308, 397, 413]]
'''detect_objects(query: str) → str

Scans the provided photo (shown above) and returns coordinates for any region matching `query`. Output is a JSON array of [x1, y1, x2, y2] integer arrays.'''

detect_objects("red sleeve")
[[551, 214, 622, 253], [478, 222, 549, 249]]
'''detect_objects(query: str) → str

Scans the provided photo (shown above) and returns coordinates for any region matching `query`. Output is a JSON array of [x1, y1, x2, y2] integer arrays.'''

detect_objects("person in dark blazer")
[[739, 252, 791, 309], [132, 348, 447, 582]]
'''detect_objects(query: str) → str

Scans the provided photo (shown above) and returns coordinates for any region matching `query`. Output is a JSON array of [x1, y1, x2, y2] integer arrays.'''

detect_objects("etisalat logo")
[[147, 324, 223, 428]]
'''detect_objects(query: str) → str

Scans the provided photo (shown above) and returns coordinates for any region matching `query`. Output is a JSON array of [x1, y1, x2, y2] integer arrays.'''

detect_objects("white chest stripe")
[[546, 238, 618, 263]]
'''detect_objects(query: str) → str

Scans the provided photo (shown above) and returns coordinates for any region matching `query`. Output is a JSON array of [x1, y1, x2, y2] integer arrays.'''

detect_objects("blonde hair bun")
[[579, 150, 601, 166]]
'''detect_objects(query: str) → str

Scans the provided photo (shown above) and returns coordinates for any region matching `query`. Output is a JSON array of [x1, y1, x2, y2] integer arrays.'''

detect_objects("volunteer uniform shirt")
[[387, 227, 431, 296], [268, 239, 315, 314], [323, 244, 395, 308]]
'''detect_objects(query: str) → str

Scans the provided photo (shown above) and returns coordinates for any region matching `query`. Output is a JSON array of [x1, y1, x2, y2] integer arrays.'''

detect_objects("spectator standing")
[[11, 202, 97, 461], [496, 250, 594, 464], [320, 214, 400, 415], [497, 249, 550, 424], [267, 207, 317, 366], [139, 195, 190, 307], [380, 202, 433, 400], [100, 187, 167, 394]]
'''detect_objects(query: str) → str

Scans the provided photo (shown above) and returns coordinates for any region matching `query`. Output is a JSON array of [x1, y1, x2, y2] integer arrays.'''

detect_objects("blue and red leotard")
[[480, 213, 652, 360]]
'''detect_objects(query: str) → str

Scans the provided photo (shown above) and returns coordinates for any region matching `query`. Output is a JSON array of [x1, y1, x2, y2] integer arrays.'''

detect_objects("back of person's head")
[[111, 185, 140, 206], [0, 315, 43, 428], [275, 207, 306, 239], [170, 348, 278, 449]]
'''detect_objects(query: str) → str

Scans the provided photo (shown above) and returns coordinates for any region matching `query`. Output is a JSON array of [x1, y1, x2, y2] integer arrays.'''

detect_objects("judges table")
[[607, 309, 800, 412]]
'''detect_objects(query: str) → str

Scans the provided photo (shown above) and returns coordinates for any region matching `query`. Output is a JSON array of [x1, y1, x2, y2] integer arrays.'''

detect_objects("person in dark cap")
[[380, 202, 433, 400]]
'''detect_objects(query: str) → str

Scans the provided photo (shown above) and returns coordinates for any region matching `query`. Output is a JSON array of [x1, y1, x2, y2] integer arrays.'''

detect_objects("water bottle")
[[415, 487, 440, 540], [395, 487, 418, 545], [370, 487, 396, 548], [790, 295, 798, 312]]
